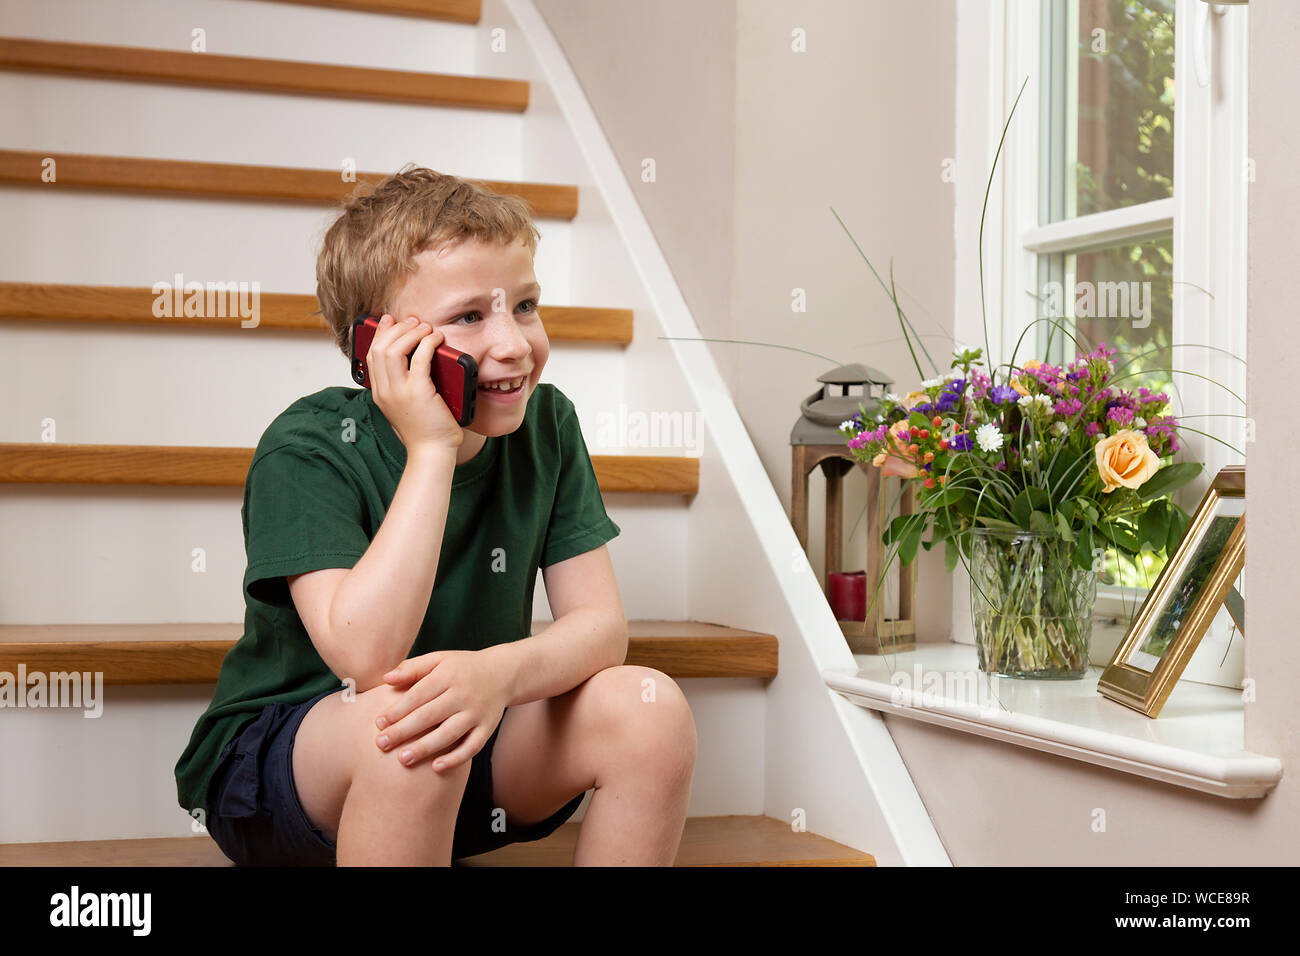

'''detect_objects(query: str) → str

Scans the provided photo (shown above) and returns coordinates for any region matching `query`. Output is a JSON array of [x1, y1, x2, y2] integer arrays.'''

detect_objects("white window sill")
[[822, 642, 1281, 799]]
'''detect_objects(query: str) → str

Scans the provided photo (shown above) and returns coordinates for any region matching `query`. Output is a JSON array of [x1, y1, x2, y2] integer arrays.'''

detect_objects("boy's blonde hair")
[[314, 164, 541, 359]]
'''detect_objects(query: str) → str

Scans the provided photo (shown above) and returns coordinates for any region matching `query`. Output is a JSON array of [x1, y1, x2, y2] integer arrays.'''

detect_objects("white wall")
[[534, 0, 957, 642]]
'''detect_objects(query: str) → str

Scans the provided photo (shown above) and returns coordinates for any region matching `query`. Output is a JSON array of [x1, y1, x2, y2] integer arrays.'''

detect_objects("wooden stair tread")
[[0, 620, 778, 683], [0, 36, 526, 110], [0, 817, 872, 866], [461, 815, 876, 867], [247, 0, 482, 23], [0, 282, 634, 344], [0, 443, 698, 493], [0, 149, 578, 218]]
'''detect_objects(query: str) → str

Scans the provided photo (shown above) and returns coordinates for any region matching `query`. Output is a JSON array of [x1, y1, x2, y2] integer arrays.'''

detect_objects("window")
[[957, 0, 1248, 685]]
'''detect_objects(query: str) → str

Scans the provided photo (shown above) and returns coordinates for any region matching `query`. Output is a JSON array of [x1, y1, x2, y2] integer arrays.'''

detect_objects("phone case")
[[350, 315, 478, 426]]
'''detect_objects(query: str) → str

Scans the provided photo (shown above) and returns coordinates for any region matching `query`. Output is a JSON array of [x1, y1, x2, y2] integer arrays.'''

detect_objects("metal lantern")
[[790, 363, 916, 654]]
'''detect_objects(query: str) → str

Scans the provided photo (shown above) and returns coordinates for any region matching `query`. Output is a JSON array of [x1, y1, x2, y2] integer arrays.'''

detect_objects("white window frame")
[[953, 0, 1248, 688]]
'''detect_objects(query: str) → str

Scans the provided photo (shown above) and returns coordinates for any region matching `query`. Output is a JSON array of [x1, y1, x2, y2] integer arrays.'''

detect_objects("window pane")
[[1039, 236, 1174, 399], [1076, 0, 1175, 215], [1041, 0, 1175, 224]]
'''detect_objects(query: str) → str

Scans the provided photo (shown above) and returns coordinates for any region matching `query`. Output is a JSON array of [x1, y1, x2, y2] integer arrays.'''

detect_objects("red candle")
[[827, 570, 867, 621]]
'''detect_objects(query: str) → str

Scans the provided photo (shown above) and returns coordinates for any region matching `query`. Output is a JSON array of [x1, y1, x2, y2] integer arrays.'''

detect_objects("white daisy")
[[1017, 394, 1052, 414], [976, 423, 1004, 453]]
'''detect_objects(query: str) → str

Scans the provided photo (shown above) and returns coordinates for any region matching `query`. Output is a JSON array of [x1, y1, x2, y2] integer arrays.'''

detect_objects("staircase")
[[0, 0, 943, 866]]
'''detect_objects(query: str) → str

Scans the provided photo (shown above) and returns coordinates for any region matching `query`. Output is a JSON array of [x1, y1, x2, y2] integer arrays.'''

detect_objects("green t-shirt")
[[174, 382, 620, 815]]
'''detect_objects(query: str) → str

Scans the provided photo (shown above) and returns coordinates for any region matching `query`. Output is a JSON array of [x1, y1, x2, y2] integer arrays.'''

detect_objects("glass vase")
[[969, 528, 1097, 679]]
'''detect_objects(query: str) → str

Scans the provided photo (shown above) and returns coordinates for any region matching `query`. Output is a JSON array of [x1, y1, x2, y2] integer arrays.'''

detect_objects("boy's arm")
[[485, 544, 628, 707], [293, 444, 460, 691]]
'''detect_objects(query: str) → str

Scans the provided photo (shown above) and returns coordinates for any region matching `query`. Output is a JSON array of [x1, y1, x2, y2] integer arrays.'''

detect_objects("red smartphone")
[[350, 315, 478, 426]]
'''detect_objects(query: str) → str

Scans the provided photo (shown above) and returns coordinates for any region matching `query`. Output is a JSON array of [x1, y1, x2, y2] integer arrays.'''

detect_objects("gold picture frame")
[[1097, 465, 1245, 718]]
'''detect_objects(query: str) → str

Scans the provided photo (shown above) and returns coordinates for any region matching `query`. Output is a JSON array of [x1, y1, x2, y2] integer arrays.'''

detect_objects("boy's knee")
[[591, 666, 696, 759], [343, 685, 473, 794]]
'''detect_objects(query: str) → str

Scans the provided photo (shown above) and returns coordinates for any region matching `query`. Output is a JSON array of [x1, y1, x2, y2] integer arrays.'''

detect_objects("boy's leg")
[[489, 664, 697, 866], [292, 683, 473, 866]]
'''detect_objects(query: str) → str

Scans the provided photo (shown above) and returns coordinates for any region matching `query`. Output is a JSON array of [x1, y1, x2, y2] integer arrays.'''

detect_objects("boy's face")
[[389, 236, 549, 437]]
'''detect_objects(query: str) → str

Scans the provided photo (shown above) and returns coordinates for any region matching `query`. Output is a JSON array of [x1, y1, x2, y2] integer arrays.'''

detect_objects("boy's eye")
[[456, 299, 539, 324]]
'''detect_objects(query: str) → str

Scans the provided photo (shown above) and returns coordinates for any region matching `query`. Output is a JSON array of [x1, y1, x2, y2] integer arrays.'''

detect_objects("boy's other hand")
[[371, 649, 510, 772], [367, 314, 464, 455]]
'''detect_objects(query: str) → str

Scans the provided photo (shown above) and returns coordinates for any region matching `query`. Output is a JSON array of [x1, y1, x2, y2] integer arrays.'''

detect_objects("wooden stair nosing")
[[0, 149, 578, 218], [0, 816, 873, 866], [0, 282, 633, 345], [245, 0, 482, 24], [0, 621, 777, 684], [0, 443, 698, 494], [0, 36, 527, 111]]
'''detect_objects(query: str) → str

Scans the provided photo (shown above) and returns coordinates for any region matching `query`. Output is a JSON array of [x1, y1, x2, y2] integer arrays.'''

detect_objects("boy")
[[174, 166, 697, 866]]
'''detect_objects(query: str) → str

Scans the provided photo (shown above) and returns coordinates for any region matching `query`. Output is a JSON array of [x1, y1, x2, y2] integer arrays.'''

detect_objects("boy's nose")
[[485, 314, 531, 356]]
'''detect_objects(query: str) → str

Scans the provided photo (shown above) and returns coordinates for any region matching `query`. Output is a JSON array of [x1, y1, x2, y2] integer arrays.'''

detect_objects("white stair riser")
[[0, 498, 686, 622], [0, 314, 623, 447], [0, 679, 763, 844], [0, 76, 529, 183], [0, 189, 577, 298], [0, 0, 480, 75]]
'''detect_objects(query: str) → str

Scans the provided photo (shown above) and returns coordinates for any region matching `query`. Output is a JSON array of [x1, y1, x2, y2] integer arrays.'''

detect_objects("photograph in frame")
[[1097, 466, 1245, 718]]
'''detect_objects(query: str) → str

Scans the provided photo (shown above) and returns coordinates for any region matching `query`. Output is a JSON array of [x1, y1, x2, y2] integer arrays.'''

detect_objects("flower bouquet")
[[838, 343, 1202, 677], [832, 77, 1212, 678]]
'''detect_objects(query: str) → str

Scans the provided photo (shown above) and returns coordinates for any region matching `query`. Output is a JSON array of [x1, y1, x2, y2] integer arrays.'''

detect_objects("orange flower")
[[1010, 359, 1043, 397], [871, 419, 921, 479], [1095, 429, 1161, 493]]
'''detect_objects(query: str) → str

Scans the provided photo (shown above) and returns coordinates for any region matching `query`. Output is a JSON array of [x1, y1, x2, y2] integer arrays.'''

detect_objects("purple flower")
[[1106, 405, 1135, 426], [989, 385, 1019, 405], [1145, 416, 1182, 455], [948, 432, 974, 452]]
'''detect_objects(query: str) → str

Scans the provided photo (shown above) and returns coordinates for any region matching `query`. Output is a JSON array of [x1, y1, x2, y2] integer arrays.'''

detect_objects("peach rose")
[[871, 419, 921, 479], [902, 389, 930, 410], [1095, 429, 1161, 493]]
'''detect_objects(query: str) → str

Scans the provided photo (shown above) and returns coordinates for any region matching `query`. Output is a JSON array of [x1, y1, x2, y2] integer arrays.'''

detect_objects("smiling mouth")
[[479, 374, 528, 393]]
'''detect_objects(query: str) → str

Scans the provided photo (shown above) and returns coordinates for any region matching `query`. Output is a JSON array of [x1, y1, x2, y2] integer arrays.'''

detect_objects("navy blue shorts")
[[204, 687, 586, 865]]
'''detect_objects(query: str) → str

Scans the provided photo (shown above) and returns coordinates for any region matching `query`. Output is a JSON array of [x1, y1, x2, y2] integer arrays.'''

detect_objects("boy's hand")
[[366, 314, 465, 455], [373, 649, 510, 772]]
